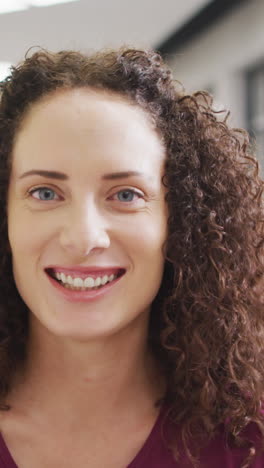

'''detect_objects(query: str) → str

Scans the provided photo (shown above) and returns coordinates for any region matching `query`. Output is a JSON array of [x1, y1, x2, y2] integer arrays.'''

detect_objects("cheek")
[[119, 214, 167, 259], [8, 209, 50, 259]]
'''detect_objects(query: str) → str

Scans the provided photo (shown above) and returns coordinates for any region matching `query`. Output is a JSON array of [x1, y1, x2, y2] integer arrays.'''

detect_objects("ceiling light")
[[30, 0, 78, 5], [0, 0, 78, 14], [0, 62, 12, 81]]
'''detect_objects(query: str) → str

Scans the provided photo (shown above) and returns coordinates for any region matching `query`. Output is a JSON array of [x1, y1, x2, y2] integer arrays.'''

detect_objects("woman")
[[0, 47, 263, 467]]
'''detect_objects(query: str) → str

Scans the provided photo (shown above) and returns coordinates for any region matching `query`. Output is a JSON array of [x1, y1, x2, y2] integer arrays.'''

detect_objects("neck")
[[9, 313, 165, 427]]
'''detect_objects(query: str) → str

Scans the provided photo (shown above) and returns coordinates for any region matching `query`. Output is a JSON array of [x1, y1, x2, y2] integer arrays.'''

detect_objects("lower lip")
[[46, 273, 124, 303]]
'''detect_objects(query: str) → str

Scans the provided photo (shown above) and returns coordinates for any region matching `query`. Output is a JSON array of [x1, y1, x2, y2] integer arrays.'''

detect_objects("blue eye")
[[30, 187, 58, 201], [115, 189, 143, 203], [117, 190, 137, 202]]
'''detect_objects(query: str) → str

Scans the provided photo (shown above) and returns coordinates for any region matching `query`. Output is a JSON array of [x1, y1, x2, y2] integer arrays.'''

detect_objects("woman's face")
[[7, 88, 167, 341]]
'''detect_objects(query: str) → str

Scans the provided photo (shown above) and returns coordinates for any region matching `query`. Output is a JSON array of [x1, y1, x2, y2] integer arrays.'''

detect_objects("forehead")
[[12, 88, 165, 178], [16, 87, 157, 139]]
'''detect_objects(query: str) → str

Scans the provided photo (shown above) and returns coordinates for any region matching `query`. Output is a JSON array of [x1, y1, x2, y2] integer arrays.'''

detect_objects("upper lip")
[[45, 266, 126, 279]]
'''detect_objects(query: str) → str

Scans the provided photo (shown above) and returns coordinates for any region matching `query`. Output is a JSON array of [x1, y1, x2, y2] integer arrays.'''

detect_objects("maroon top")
[[0, 407, 263, 467]]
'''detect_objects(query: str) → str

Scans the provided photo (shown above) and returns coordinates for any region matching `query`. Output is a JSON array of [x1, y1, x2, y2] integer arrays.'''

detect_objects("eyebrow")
[[18, 169, 146, 181], [102, 171, 145, 180], [19, 170, 68, 180]]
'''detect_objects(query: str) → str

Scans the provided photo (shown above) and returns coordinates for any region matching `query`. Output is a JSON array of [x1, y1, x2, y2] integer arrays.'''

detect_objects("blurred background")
[[0, 0, 263, 171]]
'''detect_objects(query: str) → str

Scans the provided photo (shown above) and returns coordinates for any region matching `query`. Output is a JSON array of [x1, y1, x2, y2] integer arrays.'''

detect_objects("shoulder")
[[197, 423, 263, 468], [161, 414, 264, 468]]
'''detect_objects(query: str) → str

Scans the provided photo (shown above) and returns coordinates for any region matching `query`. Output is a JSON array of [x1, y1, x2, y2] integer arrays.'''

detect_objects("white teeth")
[[101, 275, 108, 285], [84, 277, 95, 288], [53, 271, 118, 289], [73, 277, 83, 287], [60, 272, 66, 283], [94, 277, 101, 287], [67, 275, 73, 285]]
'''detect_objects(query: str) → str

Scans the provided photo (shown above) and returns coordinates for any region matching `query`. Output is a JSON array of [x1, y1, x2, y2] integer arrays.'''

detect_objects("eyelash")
[[27, 186, 144, 204]]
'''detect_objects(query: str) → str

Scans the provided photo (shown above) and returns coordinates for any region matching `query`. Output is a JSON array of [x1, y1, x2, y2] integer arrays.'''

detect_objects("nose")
[[59, 202, 110, 258]]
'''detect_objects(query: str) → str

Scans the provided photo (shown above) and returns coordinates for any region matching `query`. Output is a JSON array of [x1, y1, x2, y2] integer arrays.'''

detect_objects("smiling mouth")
[[45, 268, 125, 292]]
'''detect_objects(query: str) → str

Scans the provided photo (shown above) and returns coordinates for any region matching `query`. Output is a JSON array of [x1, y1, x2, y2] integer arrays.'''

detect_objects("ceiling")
[[0, 0, 210, 66]]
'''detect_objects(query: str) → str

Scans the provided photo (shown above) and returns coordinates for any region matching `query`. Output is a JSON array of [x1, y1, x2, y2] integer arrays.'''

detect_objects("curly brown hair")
[[0, 47, 264, 466]]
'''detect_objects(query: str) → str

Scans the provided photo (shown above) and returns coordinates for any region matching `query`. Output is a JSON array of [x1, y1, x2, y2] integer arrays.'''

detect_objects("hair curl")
[[0, 47, 264, 466]]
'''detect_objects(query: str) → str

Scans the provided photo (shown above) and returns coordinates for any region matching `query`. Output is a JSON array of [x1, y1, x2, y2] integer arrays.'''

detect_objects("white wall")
[[167, 0, 264, 129], [0, 0, 209, 66]]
